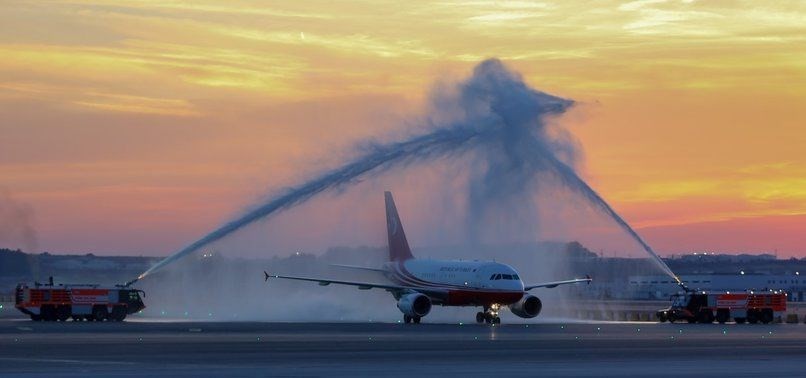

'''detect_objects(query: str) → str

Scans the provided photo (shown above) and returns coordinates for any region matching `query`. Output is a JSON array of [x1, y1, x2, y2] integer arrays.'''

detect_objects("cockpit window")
[[513, 274, 520, 280], [489, 274, 495, 280], [502, 274, 513, 280], [495, 274, 502, 280]]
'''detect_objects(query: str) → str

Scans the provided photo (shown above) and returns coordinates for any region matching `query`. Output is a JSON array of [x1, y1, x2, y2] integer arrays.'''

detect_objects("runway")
[[1, 320, 805, 377]]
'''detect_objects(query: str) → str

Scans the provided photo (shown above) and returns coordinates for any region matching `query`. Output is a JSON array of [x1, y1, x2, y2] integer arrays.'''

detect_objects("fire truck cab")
[[15, 278, 146, 322]]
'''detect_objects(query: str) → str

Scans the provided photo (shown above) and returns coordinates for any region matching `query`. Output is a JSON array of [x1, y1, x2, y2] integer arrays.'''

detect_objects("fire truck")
[[14, 277, 146, 322], [657, 290, 786, 324]]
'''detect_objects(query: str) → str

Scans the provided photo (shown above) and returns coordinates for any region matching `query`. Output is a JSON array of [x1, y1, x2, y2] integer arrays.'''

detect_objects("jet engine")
[[396, 293, 432, 317], [509, 294, 542, 318]]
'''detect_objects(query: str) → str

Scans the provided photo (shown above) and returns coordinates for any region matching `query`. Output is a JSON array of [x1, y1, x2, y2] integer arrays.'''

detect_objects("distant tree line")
[[0, 248, 34, 276]]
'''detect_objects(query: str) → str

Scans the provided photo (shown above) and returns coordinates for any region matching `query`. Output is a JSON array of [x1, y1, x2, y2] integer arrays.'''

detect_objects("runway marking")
[[16, 327, 32, 331], [0, 357, 136, 366]]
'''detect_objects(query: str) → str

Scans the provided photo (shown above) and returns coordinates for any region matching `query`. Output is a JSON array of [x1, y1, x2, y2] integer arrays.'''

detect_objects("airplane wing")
[[524, 275, 592, 291], [264, 271, 442, 296], [328, 264, 387, 273]]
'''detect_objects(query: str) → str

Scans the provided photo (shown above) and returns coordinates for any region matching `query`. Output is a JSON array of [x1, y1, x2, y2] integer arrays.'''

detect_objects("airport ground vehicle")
[[14, 277, 146, 321], [657, 291, 786, 324]]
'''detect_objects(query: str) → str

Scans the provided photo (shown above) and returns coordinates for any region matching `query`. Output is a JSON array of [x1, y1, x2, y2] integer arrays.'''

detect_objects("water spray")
[[128, 58, 680, 286]]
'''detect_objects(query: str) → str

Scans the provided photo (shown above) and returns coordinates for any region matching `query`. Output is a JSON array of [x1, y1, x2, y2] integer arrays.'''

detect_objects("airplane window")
[[495, 274, 502, 280], [502, 274, 513, 280], [513, 274, 520, 280]]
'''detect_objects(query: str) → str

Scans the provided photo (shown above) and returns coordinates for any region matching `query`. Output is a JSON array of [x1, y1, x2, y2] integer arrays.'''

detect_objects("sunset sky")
[[1, 0, 804, 258]]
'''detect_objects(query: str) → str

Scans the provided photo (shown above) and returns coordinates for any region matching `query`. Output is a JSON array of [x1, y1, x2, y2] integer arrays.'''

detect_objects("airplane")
[[264, 191, 591, 324]]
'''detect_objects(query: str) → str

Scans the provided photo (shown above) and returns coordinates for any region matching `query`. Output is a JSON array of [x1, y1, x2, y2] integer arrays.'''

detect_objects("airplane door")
[[474, 270, 486, 288]]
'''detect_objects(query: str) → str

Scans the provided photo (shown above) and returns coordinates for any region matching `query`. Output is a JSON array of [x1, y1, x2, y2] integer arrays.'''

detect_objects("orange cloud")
[[1, 0, 804, 256]]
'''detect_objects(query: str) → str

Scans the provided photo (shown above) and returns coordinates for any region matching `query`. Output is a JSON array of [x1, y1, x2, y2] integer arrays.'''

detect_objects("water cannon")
[[120, 277, 140, 288]]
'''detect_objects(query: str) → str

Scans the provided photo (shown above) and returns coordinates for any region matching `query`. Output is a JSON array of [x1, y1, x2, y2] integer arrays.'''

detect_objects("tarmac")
[[1, 319, 805, 377]]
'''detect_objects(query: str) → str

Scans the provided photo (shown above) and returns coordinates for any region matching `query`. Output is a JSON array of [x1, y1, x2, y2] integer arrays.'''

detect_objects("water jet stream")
[[130, 59, 679, 286]]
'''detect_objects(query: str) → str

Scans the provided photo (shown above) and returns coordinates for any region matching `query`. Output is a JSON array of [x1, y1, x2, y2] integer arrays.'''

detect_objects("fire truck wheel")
[[657, 313, 667, 323], [57, 306, 71, 322], [760, 309, 774, 324], [111, 306, 127, 322], [41, 305, 57, 321], [92, 306, 109, 322], [716, 309, 730, 324], [30, 314, 42, 321], [747, 310, 759, 324], [697, 310, 714, 324], [734, 317, 746, 324]]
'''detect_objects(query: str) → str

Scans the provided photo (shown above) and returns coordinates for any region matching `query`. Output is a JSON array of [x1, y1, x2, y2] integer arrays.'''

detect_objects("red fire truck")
[[657, 290, 786, 324], [14, 278, 146, 321]]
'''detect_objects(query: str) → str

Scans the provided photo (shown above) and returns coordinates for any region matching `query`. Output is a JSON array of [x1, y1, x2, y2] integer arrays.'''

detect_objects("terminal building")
[[567, 251, 806, 302], [627, 273, 805, 301]]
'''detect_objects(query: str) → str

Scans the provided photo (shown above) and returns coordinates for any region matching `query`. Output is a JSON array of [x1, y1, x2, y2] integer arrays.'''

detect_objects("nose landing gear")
[[476, 304, 501, 324]]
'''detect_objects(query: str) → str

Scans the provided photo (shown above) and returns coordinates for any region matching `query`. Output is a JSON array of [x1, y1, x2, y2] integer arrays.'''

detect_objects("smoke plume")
[[0, 189, 38, 252]]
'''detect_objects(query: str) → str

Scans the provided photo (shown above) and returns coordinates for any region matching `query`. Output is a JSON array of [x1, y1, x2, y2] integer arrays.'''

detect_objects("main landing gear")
[[403, 315, 421, 324], [476, 304, 501, 324]]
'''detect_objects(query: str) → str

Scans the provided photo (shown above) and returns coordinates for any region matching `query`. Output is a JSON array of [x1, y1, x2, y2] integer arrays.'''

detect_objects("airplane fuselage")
[[384, 259, 526, 306]]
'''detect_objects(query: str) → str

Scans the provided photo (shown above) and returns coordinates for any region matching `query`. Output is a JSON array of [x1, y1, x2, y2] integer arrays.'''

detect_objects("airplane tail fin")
[[385, 191, 414, 262]]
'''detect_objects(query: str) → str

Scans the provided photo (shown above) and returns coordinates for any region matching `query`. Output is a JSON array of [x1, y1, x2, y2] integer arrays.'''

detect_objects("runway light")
[[740, 271, 745, 275]]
